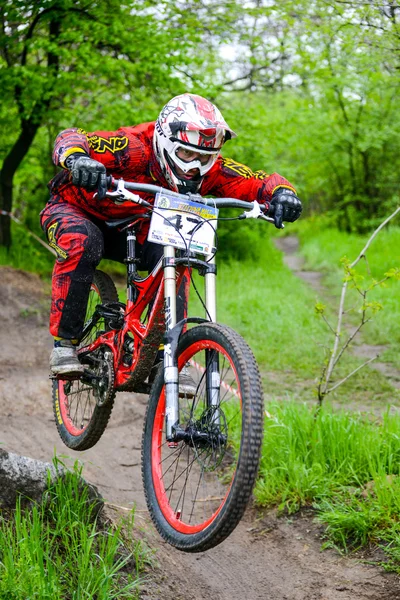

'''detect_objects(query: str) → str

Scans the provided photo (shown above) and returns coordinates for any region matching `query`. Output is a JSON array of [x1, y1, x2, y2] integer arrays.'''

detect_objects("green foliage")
[[0, 460, 148, 599], [0, 221, 53, 275], [297, 220, 400, 362], [186, 221, 400, 407], [256, 402, 400, 510], [2, 0, 400, 250], [190, 231, 329, 378], [223, 85, 400, 233], [255, 401, 400, 569], [317, 475, 400, 554], [0, 0, 236, 243]]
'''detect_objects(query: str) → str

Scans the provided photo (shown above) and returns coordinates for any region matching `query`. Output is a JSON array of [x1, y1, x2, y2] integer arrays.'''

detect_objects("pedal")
[[50, 370, 84, 381]]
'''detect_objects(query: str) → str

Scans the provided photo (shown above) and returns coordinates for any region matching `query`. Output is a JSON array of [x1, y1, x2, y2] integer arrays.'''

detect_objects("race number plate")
[[148, 193, 218, 255]]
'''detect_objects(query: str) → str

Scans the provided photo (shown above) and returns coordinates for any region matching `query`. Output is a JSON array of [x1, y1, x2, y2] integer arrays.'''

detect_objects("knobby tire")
[[142, 322, 264, 552], [52, 270, 119, 451]]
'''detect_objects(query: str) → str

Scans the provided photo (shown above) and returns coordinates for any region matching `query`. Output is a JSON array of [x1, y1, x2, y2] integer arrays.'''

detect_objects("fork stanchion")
[[163, 245, 179, 442]]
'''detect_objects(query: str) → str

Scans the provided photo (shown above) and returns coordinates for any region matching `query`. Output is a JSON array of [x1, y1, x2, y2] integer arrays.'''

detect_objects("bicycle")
[[52, 177, 276, 552]]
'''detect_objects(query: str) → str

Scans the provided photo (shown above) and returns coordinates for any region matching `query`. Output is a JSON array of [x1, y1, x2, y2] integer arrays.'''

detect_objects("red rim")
[[57, 380, 89, 436], [151, 339, 242, 534], [56, 281, 100, 437]]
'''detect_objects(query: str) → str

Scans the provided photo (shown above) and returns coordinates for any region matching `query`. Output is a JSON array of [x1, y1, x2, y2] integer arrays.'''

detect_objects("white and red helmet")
[[153, 93, 236, 193]]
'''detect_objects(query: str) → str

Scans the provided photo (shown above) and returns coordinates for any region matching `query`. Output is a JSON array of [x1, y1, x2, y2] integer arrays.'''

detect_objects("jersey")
[[47, 122, 296, 243]]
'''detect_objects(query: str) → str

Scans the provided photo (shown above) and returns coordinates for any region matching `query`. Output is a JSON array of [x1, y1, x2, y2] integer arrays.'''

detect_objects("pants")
[[41, 203, 187, 339]]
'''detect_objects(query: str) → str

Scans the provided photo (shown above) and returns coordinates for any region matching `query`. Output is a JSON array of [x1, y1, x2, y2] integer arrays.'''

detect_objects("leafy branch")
[[316, 206, 400, 405]]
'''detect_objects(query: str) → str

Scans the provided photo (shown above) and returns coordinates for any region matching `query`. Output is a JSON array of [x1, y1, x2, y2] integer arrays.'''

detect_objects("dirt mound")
[[0, 266, 399, 599]]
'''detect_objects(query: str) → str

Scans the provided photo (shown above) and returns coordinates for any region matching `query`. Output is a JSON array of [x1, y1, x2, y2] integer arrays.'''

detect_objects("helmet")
[[153, 93, 236, 193]]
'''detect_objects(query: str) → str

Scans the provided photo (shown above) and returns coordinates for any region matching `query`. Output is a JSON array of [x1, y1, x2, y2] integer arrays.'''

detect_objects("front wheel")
[[142, 323, 264, 552]]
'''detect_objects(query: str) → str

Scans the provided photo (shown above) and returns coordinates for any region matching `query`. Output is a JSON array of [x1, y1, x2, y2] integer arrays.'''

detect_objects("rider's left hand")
[[269, 188, 302, 229]]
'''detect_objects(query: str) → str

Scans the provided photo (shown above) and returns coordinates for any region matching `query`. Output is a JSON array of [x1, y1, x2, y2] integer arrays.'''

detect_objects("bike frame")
[[79, 218, 219, 442]]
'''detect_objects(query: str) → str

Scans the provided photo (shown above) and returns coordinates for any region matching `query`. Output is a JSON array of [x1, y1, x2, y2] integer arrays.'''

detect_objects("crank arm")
[[80, 370, 103, 386]]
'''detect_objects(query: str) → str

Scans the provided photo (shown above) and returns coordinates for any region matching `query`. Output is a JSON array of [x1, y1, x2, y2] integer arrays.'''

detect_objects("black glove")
[[65, 153, 107, 199], [269, 188, 302, 229]]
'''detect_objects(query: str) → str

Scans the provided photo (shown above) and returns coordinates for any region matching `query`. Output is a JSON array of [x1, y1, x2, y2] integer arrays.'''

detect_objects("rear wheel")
[[142, 323, 264, 552], [52, 270, 119, 451]]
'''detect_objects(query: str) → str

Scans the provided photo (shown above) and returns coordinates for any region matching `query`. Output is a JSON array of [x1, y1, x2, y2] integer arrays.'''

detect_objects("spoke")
[[226, 409, 241, 427], [164, 447, 209, 494], [168, 442, 185, 503], [158, 443, 185, 465], [219, 378, 235, 404], [65, 387, 93, 396], [173, 445, 192, 518], [81, 390, 92, 427], [189, 368, 207, 416], [161, 445, 186, 478], [220, 358, 230, 381], [71, 389, 82, 425], [189, 459, 206, 523]]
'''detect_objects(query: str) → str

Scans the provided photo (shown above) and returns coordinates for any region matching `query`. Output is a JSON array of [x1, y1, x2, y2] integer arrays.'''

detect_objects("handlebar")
[[105, 175, 276, 223]]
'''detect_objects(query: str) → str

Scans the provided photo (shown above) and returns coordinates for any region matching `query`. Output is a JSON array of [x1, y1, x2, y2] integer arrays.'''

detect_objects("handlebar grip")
[[262, 201, 273, 216]]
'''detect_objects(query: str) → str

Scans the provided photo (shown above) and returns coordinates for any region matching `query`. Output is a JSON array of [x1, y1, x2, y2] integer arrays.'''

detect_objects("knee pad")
[[82, 221, 104, 266]]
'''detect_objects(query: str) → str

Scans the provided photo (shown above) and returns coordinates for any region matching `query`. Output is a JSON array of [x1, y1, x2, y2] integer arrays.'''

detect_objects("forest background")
[[1, 0, 399, 256]]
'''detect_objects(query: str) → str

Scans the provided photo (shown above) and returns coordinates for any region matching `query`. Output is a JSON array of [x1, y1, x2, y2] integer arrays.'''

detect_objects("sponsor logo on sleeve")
[[87, 135, 129, 153], [221, 157, 254, 179], [253, 169, 269, 180]]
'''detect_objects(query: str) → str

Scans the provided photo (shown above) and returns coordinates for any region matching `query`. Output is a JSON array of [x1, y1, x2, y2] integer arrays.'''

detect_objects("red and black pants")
[[40, 203, 185, 340]]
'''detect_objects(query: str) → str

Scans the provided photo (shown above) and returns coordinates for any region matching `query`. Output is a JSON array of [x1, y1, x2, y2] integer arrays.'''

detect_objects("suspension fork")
[[163, 246, 179, 441], [163, 231, 220, 441], [204, 251, 221, 422]]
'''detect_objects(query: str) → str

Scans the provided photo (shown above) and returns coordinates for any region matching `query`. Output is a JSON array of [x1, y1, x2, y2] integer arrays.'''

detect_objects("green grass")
[[189, 227, 400, 406], [189, 232, 329, 385], [256, 401, 400, 570], [296, 219, 400, 364], [0, 460, 150, 599]]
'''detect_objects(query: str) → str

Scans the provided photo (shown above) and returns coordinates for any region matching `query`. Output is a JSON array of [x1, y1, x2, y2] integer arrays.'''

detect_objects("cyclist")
[[41, 93, 302, 377]]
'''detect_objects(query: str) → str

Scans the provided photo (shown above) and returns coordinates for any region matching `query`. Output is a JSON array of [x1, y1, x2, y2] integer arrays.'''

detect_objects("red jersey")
[[48, 122, 296, 243]]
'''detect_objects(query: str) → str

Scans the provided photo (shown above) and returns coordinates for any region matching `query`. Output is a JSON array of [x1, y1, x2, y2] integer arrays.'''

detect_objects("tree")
[[222, 1, 400, 230], [0, 0, 213, 247]]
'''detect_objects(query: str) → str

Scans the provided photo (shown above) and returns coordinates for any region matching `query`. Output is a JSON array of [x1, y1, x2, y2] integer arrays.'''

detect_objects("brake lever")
[[239, 201, 284, 227], [94, 178, 152, 207], [100, 190, 131, 204], [259, 213, 284, 228]]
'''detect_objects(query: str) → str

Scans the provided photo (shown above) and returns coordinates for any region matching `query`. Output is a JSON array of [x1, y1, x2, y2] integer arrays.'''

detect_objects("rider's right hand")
[[65, 154, 108, 199]]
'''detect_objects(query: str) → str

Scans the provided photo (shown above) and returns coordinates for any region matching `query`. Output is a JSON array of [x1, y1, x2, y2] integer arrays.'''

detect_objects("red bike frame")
[[79, 247, 190, 392]]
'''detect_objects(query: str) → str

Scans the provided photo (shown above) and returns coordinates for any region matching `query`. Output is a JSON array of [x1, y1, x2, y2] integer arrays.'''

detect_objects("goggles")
[[171, 143, 220, 176]]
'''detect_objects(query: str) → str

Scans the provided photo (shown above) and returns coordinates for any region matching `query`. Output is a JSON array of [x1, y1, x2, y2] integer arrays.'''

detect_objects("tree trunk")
[[0, 17, 60, 248], [0, 121, 40, 247]]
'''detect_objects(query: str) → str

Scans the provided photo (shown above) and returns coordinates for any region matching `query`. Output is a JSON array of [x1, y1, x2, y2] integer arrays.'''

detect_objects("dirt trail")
[[275, 235, 400, 390], [1, 265, 399, 599]]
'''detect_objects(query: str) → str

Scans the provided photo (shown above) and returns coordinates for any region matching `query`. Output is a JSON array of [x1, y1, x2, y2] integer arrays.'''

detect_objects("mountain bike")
[[52, 177, 275, 552]]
